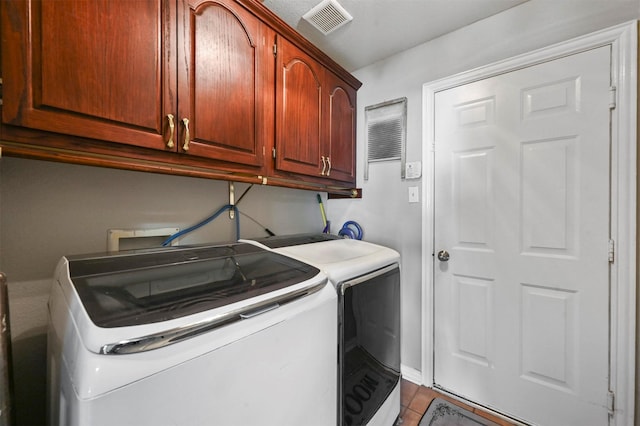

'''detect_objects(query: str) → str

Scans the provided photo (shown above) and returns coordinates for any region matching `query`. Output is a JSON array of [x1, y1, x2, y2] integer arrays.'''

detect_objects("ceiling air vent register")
[[302, 0, 353, 35], [365, 97, 407, 180]]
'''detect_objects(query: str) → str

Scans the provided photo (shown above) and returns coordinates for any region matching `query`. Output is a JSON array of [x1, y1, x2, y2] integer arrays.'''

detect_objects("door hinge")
[[608, 239, 615, 263], [609, 86, 616, 109], [273, 44, 277, 57], [272, 147, 276, 159], [607, 390, 615, 415]]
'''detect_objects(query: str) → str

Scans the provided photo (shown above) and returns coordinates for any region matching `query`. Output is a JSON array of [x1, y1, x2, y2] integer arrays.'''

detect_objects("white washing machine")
[[47, 242, 337, 426], [243, 234, 401, 426]]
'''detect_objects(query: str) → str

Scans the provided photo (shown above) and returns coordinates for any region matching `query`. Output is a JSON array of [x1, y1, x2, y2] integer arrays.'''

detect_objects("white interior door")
[[433, 46, 612, 426]]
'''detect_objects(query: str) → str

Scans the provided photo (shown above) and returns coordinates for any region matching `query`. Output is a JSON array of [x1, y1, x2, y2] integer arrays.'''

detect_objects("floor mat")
[[419, 398, 500, 426]]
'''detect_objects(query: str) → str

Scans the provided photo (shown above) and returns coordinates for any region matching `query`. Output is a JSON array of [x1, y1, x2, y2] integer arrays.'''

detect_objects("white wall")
[[327, 0, 640, 379], [0, 157, 325, 425]]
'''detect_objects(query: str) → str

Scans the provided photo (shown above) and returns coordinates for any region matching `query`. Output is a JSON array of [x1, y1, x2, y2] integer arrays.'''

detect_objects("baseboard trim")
[[400, 365, 422, 385]]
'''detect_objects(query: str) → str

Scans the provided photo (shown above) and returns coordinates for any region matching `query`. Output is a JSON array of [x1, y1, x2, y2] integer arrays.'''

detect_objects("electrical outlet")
[[408, 186, 419, 203]]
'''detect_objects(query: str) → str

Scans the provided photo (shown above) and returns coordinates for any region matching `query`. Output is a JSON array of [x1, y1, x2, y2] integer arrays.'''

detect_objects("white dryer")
[[243, 234, 401, 426], [47, 242, 337, 426]]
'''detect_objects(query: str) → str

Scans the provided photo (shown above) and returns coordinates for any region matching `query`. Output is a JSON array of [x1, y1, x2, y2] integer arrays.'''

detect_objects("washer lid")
[[67, 243, 320, 328], [252, 233, 341, 248], [250, 236, 401, 285]]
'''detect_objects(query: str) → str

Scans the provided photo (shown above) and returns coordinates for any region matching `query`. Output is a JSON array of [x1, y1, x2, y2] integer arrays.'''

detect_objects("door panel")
[[275, 36, 323, 177], [326, 71, 356, 184], [40, 1, 159, 129], [178, 0, 271, 167], [433, 46, 611, 426], [2, 0, 170, 150]]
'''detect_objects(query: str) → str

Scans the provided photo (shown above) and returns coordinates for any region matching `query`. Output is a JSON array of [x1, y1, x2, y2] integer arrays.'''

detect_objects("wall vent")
[[302, 0, 353, 35], [365, 97, 407, 180]]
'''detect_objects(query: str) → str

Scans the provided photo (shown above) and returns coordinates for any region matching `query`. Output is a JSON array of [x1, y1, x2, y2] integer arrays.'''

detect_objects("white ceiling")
[[262, 0, 529, 71]]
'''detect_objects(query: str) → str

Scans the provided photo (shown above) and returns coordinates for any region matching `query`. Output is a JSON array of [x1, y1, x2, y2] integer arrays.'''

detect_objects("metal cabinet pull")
[[326, 157, 331, 176], [182, 118, 190, 152], [321, 156, 327, 176], [166, 114, 175, 149]]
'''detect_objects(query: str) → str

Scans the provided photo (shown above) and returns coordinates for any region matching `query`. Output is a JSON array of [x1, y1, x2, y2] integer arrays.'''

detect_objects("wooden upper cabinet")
[[1, 0, 172, 150], [325, 71, 356, 184], [1, 0, 360, 190], [274, 36, 356, 185], [2, 0, 272, 169], [274, 36, 324, 178], [177, 0, 273, 167]]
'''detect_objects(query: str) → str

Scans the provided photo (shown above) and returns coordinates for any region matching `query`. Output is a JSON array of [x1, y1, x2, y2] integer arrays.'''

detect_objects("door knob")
[[437, 250, 450, 262]]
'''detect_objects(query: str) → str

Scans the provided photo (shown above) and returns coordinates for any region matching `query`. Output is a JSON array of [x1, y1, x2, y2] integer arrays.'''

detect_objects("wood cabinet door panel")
[[2, 0, 171, 150], [326, 73, 356, 184], [178, 0, 270, 168], [275, 36, 323, 177]]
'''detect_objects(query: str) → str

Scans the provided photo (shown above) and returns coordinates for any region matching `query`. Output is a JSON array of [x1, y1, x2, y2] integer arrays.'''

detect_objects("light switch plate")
[[408, 186, 419, 203]]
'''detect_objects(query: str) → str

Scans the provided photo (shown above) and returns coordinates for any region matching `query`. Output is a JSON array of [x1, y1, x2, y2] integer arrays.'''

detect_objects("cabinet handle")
[[166, 114, 175, 149], [321, 156, 327, 176], [182, 118, 190, 152], [326, 157, 331, 176]]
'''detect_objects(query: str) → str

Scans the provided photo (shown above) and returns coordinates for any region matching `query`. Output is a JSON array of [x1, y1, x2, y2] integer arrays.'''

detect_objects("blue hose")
[[338, 221, 363, 240], [162, 204, 240, 246]]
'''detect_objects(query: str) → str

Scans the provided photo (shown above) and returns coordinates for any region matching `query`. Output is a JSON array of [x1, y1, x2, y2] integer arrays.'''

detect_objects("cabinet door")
[[1, 0, 174, 150], [325, 71, 356, 184], [274, 36, 324, 178], [178, 0, 273, 168]]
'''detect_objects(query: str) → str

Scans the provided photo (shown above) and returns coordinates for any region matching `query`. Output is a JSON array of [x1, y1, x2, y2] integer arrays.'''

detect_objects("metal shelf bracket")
[[229, 181, 235, 219]]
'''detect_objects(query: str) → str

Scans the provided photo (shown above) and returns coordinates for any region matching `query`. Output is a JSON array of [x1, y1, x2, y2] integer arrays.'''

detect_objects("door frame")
[[421, 21, 637, 425]]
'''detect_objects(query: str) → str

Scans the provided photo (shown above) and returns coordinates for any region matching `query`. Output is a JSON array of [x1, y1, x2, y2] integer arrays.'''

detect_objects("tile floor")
[[398, 379, 519, 426]]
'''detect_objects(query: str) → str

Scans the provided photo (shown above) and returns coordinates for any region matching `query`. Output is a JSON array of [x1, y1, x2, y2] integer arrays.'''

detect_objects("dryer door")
[[338, 264, 401, 426]]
